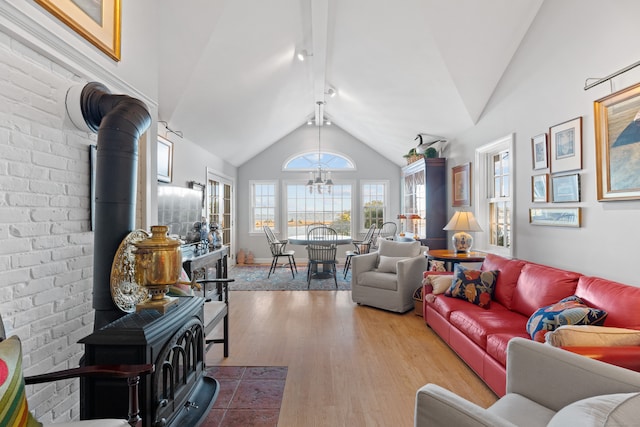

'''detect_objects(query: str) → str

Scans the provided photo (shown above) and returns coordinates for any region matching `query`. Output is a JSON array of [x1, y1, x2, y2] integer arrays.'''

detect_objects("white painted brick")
[[31, 235, 68, 250], [0, 207, 31, 223], [9, 66, 52, 97], [34, 287, 67, 310], [8, 162, 49, 179], [0, 176, 29, 192], [14, 276, 54, 297], [31, 208, 68, 222], [67, 254, 92, 270], [50, 195, 80, 208], [0, 267, 30, 285], [68, 207, 88, 221], [30, 260, 68, 280], [7, 192, 48, 207], [68, 232, 93, 246], [50, 221, 85, 235], [32, 150, 67, 170], [0, 255, 12, 271], [50, 170, 84, 184], [0, 237, 30, 255], [66, 183, 89, 197], [51, 246, 84, 262], [13, 305, 53, 332], [12, 250, 51, 268], [10, 223, 50, 237], [28, 180, 66, 195]]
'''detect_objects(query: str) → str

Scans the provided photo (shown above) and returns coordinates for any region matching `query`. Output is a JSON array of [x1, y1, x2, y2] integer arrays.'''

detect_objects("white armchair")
[[415, 337, 640, 427], [351, 239, 428, 313]]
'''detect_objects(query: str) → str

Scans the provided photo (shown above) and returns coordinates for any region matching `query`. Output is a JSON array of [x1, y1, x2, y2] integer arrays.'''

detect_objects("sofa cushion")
[[486, 332, 530, 366], [445, 265, 498, 309], [424, 274, 454, 295], [547, 392, 640, 427], [0, 336, 42, 427], [449, 308, 527, 349], [427, 293, 482, 321], [545, 325, 640, 347], [576, 276, 640, 328], [356, 270, 397, 291], [481, 253, 526, 310], [377, 255, 406, 273], [377, 239, 421, 257], [526, 295, 608, 342], [510, 263, 581, 318]]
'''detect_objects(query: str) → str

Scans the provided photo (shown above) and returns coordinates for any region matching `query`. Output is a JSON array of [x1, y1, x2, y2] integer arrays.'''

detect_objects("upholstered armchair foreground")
[[351, 239, 428, 313], [415, 337, 640, 427]]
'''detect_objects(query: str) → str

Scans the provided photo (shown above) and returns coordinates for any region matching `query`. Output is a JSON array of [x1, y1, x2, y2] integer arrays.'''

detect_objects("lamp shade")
[[443, 211, 483, 232]]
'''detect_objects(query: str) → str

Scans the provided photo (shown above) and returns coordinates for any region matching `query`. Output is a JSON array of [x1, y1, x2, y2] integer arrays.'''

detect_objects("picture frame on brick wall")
[[35, 0, 121, 61]]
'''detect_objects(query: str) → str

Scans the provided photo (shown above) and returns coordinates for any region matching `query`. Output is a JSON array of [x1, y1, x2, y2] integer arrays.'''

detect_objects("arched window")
[[283, 151, 355, 171]]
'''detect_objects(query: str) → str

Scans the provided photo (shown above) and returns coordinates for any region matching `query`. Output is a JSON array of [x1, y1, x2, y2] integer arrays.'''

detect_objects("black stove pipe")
[[69, 82, 151, 330]]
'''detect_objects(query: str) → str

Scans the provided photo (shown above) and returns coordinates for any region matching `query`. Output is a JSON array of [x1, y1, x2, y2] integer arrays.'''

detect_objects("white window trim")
[[249, 180, 278, 235], [474, 134, 514, 257], [360, 180, 389, 234]]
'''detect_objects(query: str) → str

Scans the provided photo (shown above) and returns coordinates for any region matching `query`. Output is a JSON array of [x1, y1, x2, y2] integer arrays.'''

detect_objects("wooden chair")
[[263, 225, 297, 278], [343, 224, 376, 278], [371, 221, 398, 250], [306, 226, 338, 288], [0, 313, 154, 426]]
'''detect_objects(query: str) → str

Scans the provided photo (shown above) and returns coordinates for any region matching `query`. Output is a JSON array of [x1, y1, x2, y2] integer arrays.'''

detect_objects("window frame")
[[249, 180, 278, 235], [283, 179, 354, 238], [360, 180, 389, 234], [474, 134, 514, 257]]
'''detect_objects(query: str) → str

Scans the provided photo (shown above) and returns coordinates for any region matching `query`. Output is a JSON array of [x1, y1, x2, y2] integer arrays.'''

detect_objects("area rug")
[[202, 366, 287, 427], [227, 264, 351, 291]]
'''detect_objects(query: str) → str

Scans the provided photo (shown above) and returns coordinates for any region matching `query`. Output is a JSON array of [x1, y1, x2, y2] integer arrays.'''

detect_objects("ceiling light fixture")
[[307, 101, 333, 194]]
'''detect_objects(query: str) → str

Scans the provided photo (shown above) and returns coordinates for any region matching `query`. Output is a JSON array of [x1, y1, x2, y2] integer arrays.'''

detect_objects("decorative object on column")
[[133, 225, 182, 313], [409, 214, 421, 240], [397, 214, 406, 236], [443, 211, 483, 253]]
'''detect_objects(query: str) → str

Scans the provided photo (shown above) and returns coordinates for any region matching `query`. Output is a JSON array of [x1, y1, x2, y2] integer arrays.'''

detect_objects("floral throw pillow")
[[444, 265, 498, 309], [526, 295, 608, 343], [0, 336, 42, 427]]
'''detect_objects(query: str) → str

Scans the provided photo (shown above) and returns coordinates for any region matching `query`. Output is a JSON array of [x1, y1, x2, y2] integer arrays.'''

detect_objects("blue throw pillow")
[[526, 295, 608, 342], [444, 264, 498, 309]]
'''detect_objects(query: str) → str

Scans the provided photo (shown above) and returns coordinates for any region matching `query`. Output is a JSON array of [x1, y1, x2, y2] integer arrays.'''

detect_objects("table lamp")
[[397, 214, 407, 236], [443, 211, 483, 253], [409, 214, 421, 240]]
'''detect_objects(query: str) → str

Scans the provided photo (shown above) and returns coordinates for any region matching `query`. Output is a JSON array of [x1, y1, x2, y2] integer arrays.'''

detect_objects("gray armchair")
[[351, 239, 428, 313], [415, 337, 640, 427]]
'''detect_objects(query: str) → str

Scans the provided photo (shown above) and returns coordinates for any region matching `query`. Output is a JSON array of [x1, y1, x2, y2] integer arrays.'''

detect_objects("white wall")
[[236, 123, 402, 262], [449, 0, 640, 285]]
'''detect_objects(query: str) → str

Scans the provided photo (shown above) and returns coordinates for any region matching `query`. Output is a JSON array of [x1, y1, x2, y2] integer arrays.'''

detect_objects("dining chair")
[[263, 225, 297, 278], [306, 225, 338, 288], [371, 221, 397, 250], [343, 224, 376, 279]]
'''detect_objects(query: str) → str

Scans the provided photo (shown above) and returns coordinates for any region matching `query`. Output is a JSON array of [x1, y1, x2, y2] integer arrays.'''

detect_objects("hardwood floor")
[[206, 291, 497, 426]]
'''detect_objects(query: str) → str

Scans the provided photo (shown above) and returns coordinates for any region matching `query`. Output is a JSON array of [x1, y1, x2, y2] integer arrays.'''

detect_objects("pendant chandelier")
[[307, 101, 333, 194]]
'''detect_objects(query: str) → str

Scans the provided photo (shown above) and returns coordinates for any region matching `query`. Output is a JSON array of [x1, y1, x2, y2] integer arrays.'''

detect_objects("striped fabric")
[[0, 336, 41, 427]]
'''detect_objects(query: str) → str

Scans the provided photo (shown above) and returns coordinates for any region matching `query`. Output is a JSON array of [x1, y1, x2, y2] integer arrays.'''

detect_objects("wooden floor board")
[[206, 291, 497, 426]]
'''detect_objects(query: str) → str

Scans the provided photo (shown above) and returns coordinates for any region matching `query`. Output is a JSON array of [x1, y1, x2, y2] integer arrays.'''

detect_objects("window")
[[361, 181, 388, 232], [475, 134, 514, 256], [284, 152, 355, 170], [250, 181, 277, 232], [285, 183, 352, 237]]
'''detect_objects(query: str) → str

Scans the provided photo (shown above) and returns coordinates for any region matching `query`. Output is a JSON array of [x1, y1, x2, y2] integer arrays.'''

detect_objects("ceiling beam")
[[311, 0, 328, 125]]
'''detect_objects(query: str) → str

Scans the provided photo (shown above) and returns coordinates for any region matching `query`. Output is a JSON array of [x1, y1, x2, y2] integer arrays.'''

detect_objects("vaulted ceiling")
[[158, 0, 543, 167]]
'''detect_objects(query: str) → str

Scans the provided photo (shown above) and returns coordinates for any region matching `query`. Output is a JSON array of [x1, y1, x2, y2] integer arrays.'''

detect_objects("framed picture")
[[531, 174, 548, 202], [34, 0, 121, 61], [594, 82, 640, 201], [549, 117, 582, 173], [529, 207, 581, 227], [452, 163, 471, 207], [551, 173, 580, 203], [531, 133, 548, 170], [157, 136, 173, 183]]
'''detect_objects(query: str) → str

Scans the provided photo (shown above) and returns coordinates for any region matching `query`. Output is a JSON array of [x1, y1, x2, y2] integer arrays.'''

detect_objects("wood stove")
[[79, 297, 218, 426]]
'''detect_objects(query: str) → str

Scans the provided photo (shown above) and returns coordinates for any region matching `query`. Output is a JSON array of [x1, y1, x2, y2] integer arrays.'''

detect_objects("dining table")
[[287, 234, 353, 279]]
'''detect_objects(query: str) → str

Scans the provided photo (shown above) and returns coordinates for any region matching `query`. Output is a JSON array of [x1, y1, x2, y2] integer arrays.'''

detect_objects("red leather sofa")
[[423, 253, 640, 396]]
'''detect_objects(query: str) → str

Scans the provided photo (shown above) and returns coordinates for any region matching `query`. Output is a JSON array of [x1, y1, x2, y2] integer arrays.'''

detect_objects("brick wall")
[[0, 34, 96, 423]]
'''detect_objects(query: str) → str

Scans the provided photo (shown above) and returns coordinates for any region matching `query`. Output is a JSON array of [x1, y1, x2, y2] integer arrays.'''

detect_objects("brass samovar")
[[133, 225, 182, 313]]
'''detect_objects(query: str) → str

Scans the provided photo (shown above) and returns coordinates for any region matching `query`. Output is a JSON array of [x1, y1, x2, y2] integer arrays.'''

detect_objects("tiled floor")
[[203, 366, 287, 427]]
